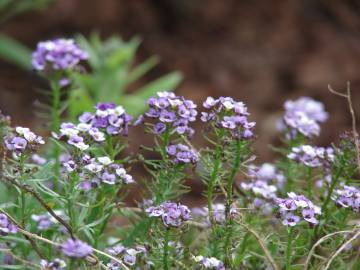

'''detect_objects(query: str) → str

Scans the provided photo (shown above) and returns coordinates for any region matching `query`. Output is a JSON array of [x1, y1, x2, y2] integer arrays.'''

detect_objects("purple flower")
[[79, 112, 94, 123], [194, 256, 225, 270], [40, 259, 66, 270], [288, 145, 334, 168], [201, 96, 255, 139], [280, 97, 328, 138], [141, 91, 197, 137], [302, 208, 318, 224], [61, 238, 92, 258], [153, 123, 166, 135], [32, 39, 87, 72], [146, 202, 191, 227], [275, 193, 321, 227], [0, 214, 17, 235], [333, 185, 360, 212], [282, 213, 301, 226], [166, 143, 199, 164]]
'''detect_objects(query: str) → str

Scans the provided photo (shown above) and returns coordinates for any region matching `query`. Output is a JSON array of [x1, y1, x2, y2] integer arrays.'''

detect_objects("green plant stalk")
[[207, 129, 224, 227], [224, 139, 242, 267], [163, 228, 170, 270], [285, 227, 294, 270], [50, 80, 61, 192], [310, 166, 343, 248], [306, 167, 313, 199], [66, 172, 77, 232], [19, 154, 26, 227]]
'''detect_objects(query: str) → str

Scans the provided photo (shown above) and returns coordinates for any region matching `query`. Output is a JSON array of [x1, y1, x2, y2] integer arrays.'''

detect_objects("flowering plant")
[[0, 39, 359, 270]]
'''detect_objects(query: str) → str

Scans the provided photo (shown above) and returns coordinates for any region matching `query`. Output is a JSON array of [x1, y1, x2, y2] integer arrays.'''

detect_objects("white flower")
[[98, 156, 113, 165], [115, 106, 125, 116], [16, 126, 30, 135], [77, 123, 92, 132], [74, 142, 89, 151]]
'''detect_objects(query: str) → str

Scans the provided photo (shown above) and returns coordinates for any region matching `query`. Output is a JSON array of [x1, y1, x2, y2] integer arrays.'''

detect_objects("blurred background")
[[1, 0, 360, 163]]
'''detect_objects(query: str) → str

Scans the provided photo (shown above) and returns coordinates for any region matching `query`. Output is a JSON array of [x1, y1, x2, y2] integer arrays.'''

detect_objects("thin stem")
[[207, 131, 224, 226], [50, 80, 61, 192], [19, 154, 26, 227], [224, 139, 242, 267], [236, 220, 280, 270], [2, 175, 73, 236], [163, 228, 170, 270], [306, 167, 313, 199], [285, 227, 294, 270]]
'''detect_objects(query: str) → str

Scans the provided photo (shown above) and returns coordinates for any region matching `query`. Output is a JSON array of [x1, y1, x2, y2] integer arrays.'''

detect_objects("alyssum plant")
[[0, 38, 359, 270]]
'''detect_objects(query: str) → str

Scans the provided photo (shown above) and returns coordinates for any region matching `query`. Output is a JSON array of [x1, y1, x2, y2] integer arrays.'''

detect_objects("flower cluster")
[[166, 143, 199, 164], [0, 214, 17, 235], [32, 39, 88, 72], [275, 192, 321, 226], [61, 155, 134, 189], [247, 163, 286, 189], [201, 96, 255, 139], [4, 127, 45, 154], [240, 180, 278, 200], [55, 103, 131, 150], [193, 256, 225, 270], [61, 238, 92, 258], [40, 259, 66, 270], [279, 97, 328, 138], [31, 211, 65, 231], [141, 91, 197, 137], [106, 244, 149, 268], [288, 145, 334, 168], [192, 203, 237, 225], [146, 202, 191, 227], [332, 185, 360, 212]]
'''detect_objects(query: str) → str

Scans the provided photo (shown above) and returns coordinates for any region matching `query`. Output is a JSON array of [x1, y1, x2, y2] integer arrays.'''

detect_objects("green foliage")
[[0, 34, 31, 70], [71, 33, 182, 118]]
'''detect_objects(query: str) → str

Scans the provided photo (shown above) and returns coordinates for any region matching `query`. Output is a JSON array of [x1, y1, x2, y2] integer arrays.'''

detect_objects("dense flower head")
[[61, 238, 92, 258], [4, 126, 45, 154], [166, 143, 199, 164], [141, 91, 197, 137], [193, 255, 225, 270], [279, 97, 328, 138], [240, 180, 278, 200], [32, 38, 88, 72], [332, 185, 360, 212], [54, 103, 131, 150], [275, 192, 321, 226], [61, 154, 134, 189], [106, 244, 148, 268], [288, 145, 334, 168], [40, 258, 66, 270], [146, 201, 191, 227], [0, 214, 17, 235], [192, 203, 237, 225], [247, 163, 286, 189], [201, 96, 255, 139]]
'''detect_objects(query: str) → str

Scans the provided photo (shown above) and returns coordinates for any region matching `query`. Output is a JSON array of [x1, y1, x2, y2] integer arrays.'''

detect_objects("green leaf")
[[127, 55, 159, 84], [68, 88, 94, 119], [0, 34, 31, 70]]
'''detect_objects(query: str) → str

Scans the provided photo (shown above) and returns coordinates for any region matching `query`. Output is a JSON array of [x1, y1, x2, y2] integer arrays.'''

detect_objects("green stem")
[[106, 136, 115, 159], [224, 139, 242, 267], [306, 167, 313, 199], [19, 154, 26, 227], [163, 228, 170, 270], [285, 228, 294, 270], [207, 146, 221, 227], [51, 80, 61, 192]]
